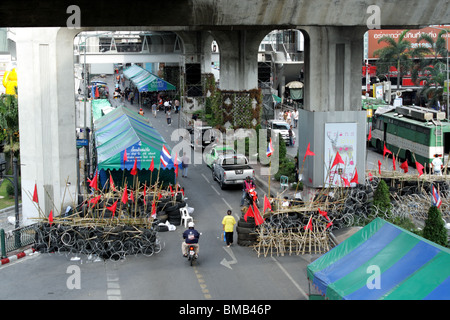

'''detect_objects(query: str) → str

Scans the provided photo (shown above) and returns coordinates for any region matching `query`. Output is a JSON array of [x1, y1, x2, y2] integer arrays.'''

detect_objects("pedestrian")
[[152, 102, 157, 118], [293, 109, 298, 128], [166, 109, 172, 126], [129, 91, 134, 105], [432, 154, 443, 175], [222, 210, 236, 247], [288, 125, 294, 147], [138, 108, 144, 116], [181, 151, 190, 177]]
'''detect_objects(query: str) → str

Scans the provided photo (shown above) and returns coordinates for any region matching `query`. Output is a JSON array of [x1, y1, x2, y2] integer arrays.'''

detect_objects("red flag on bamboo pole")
[[48, 210, 53, 226], [89, 171, 98, 190], [244, 205, 254, 222], [383, 143, 392, 159], [107, 200, 118, 218], [109, 173, 116, 191], [121, 185, 128, 204], [350, 169, 359, 185], [303, 142, 315, 161], [263, 195, 272, 213], [149, 158, 154, 172], [304, 219, 313, 231], [378, 160, 382, 174], [252, 203, 264, 226], [130, 158, 138, 176], [400, 160, 409, 173], [416, 161, 424, 176], [331, 151, 345, 168], [123, 149, 128, 162], [32, 184, 39, 203]]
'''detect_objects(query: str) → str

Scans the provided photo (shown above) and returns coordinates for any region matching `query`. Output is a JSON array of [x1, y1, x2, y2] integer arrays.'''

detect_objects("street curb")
[[0, 248, 36, 266]]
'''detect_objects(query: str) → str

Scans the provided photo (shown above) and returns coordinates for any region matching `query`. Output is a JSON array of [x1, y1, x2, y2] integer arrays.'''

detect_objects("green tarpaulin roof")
[[91, 99, 113, 122], [307, 218, 450, 300], [94, 106, 170, 171], [123, 64, 176, 92]]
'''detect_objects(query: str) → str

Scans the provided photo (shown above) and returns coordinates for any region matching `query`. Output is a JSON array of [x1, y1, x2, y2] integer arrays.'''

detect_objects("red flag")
[[304, 219, 313, 231], [244, 205, 254, 222], [121, 185, 128, 204], [130, 158, 138, 176], [89, 194, 101, 207], [383, 143, 392, 159], [123, 149, 127, 162], [174, 153, 179, 177], [318, 208, 330, 221], [151, 201, 156, 218], [303, 143, 315, 161], [392, 154, 397, 171], [378, 160, 382, 174], [400, 160, 409, 173], [89, 171, 98, 190], [129, 189, 134, 202], [95, 86, 99, 98], [416, 161, 424, 176], [367, 129, 372, 142], [109, 173, 116, 191], [253, 203, 264, 226], [326, 221, 333, 229], [32, 184, 39, 203], [48, 210, 53, 226], [149, 158, 154, 172], [341, 177, 350, 187], [143, 184, 147, 205], [263, 195, 272, 213], [107, 200, 118, 218], [350, 169, 358, 185], [368, 172, 373, 181], [331, 151, 345, 168]]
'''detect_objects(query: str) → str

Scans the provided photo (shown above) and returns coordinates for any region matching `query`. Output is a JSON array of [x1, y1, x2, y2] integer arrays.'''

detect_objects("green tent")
[[307, 218, 450, 300], [123, 64, 176, 92], [91, 99, 114, 122], [93, 106, 178, 186]]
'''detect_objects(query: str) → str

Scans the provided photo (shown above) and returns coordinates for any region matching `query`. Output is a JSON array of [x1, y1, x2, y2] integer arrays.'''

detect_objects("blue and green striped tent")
[[307, 218, 450, 300]]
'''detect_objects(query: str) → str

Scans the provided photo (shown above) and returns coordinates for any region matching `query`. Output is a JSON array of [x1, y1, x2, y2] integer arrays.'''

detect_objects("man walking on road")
[[222, 210, 236, 247]]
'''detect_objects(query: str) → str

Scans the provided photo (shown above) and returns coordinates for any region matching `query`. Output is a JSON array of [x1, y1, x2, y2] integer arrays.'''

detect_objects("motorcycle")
[[245, 187, 260, 207], [187, 244, 199, 266]]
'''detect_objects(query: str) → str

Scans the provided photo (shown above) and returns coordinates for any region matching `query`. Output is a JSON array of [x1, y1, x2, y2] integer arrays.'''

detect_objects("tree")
[[0, 93, 20, 170], [371, 179, 392, 220], [374, 30, 412, 90], [423, 205, 448, 247], [417, 62, 447, 109]]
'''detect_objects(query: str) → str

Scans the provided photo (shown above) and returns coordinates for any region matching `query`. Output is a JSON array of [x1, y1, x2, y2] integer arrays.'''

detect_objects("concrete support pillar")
[[298, 26, 367, 191], [211, 30, 267, 91], [16, 27, 78, 225]]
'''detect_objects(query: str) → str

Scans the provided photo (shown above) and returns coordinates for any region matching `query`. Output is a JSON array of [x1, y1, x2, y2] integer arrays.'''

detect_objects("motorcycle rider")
[[182, 222, 200, 257], [240, 176, 256, 206]]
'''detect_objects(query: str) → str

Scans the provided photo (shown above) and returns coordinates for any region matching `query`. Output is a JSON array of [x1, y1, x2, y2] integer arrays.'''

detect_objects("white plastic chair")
[[280, 175, 289, 190], [180, 206, 194, 228]]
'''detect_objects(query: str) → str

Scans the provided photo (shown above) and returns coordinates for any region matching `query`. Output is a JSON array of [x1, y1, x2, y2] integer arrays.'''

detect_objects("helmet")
[[188, 222, 195, 228]]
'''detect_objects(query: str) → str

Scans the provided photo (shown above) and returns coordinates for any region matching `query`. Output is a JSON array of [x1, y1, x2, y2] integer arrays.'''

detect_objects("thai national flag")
[[432, 184, 442, 208], [266, 138, 274, 157], [160, 145, 171, 168]]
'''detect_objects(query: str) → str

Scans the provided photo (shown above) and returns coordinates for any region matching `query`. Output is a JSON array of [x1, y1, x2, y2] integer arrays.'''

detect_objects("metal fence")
[[0, 224, 36, 259]]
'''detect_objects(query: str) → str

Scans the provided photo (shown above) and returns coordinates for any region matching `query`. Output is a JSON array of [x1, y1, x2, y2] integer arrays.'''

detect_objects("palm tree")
[[418, 62, 446, 109], [374, 30, 412, 90]]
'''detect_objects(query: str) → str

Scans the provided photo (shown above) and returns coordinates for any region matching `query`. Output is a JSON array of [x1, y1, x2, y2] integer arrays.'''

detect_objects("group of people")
[[278, 109, 298, 128]]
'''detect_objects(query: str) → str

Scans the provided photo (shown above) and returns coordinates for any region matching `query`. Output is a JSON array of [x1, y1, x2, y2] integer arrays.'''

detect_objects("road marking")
[[220, 246, 238, 270], [211, 185, 220, 195], [105, 261, 122, 300], [271, 257, 308, 299], [221, 198, 233, 210], [193, 266, 212, 299], [201, 173, 210, 183]]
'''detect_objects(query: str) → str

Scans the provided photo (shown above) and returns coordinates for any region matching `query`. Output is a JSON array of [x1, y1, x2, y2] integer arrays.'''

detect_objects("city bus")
[[369, 106, 450, 168]]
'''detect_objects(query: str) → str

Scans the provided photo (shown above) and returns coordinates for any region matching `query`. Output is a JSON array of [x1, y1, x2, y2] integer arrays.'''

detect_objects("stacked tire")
[[237, 216, 258, 247], [155, 196, 187, 228]]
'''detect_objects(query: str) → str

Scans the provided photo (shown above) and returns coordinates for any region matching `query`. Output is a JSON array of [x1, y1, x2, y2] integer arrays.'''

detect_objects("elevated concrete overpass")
[[1, 1, 448, 224]]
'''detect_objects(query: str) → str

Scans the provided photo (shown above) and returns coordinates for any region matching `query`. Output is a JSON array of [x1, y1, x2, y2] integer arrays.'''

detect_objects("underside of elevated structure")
[[4, 0, 449, 225], [0, 0, 449, 28]]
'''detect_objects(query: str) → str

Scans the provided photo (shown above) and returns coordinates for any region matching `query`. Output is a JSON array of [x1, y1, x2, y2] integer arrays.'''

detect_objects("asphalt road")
[[0, 89, 319, 304]]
